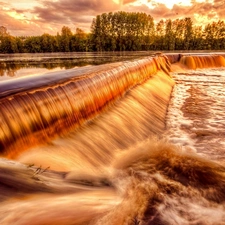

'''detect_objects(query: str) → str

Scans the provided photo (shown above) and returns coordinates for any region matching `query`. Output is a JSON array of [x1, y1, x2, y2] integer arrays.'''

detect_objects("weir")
[[177, 54, 225, 69], [0, 56, 172, 158], [1, 53, 225, 225], [1, 53, 224, 158]]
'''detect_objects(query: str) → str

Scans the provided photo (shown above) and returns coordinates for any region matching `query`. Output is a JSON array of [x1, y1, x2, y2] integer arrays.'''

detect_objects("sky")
[[0, 0, 224, 36]]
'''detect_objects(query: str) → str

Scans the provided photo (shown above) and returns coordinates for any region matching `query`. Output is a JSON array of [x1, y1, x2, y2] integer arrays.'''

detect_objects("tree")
[[24, 36, 42, 53], [183, 18, 193, 50], [165, 19, 175, 50], [70, 28, 88, 51], [91, 15, 103, 51], [0, 26, 8, 36], [40, 33, 57, 52], [154, 20, 165, 50], [58, 26, 73, 52], [90, 11, 155, 51], [192, 26, 204, 50], [173, 19, 184, 50], [0, 35, 18, 53], [0, 14, 225, 53]]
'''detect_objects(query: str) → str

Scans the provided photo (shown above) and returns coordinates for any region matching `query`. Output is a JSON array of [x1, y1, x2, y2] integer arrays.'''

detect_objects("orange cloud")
[[1, 0, 224, 36], [123, 0, 137, 4]]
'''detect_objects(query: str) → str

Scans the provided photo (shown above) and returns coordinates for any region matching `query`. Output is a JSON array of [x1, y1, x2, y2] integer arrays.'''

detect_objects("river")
[[0, 53, 225, 225]]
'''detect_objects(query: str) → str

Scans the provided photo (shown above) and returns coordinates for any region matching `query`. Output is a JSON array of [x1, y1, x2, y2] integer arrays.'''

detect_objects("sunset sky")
[[0, 0, 224, 36]]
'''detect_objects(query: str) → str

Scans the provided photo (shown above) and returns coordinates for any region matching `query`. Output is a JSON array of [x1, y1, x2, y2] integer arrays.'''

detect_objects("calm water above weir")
[[0, 52, 157, 81], [0, 53, 225, 225]]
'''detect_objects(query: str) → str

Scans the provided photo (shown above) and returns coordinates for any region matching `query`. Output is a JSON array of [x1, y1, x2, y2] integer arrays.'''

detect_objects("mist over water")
[[0, 53, 225, 225]]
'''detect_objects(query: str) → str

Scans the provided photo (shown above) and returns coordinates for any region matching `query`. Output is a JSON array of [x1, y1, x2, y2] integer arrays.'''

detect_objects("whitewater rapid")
[[166, 66, 225, 165]]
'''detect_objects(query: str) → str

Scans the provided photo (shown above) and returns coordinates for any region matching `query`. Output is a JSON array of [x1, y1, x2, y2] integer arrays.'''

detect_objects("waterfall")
[[180, 54, 225, 69], [0, 56, 172, 157]]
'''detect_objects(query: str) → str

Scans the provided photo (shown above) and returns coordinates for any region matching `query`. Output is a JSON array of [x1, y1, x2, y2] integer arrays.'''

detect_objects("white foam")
[[165, 68, 225, 161]]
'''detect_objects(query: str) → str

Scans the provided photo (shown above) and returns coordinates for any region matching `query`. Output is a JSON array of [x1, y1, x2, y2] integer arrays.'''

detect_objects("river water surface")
[[0, 53, 225, 225], [166, 66, 225, 164]]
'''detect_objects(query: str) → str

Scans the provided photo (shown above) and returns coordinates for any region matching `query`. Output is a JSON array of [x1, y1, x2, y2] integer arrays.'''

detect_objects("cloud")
[[1, 0, 224, 36], [123, 3, 177, 20], [0, 8, 31, 35], [213, 0, 225, 19], [33, 0, 121, 19], [123, 0, 136, 4], [30, 0, 123, 33]]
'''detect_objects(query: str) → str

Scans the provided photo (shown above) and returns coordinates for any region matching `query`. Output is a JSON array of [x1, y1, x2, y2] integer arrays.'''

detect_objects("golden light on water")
[[1, 54, 225, 224]]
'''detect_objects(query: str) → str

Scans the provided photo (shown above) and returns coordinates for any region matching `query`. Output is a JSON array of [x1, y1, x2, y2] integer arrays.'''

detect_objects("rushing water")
[[0, 53, 225, 225], [166, 66, 225, 164]]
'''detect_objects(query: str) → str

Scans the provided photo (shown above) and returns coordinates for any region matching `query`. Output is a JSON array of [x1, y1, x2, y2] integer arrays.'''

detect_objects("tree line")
[[0, 11, 225, 53]]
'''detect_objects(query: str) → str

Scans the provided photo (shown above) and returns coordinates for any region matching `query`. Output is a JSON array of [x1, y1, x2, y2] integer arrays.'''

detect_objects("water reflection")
[[0, 60, 92, 79], [0, 52, 155, 80]]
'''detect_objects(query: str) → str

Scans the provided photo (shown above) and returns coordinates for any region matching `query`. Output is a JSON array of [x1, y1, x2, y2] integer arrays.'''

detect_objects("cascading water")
[[0, 53, 225, 225], [0, 57, 167, 157], [179, 54, 225, 69]]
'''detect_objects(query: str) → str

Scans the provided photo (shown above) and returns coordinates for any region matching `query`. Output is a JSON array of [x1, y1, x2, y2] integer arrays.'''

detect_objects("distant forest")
[[0, 11, 225, 53]]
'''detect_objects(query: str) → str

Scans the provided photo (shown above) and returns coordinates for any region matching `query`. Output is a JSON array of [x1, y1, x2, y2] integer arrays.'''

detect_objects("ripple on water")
[[166, 68, 225, 164]]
